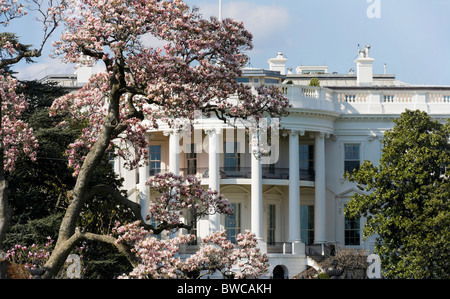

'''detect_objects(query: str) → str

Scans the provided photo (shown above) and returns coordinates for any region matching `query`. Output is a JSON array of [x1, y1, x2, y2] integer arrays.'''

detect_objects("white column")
[[206, 129, 220, 233], [251, 149, 263, 241], [138, 163, 150, 224], [167, 130, 180, 175], [314, 132, 327, 245], [288, 130, 301, 242]]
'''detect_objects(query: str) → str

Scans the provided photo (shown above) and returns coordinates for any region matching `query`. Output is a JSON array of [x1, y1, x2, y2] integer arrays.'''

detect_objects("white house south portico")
[[111, 46, 450, 278]]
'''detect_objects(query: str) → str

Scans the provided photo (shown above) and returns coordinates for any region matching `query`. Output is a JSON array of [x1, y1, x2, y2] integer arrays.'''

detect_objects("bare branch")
[[84, 184, 143, 220], [75, 230, 138, 267]]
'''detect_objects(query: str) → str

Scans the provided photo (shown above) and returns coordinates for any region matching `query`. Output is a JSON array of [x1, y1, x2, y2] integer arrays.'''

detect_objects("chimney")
[[75, 55, 94, 86], [268, 52, 287, 75], [355, 45, 374, 85]]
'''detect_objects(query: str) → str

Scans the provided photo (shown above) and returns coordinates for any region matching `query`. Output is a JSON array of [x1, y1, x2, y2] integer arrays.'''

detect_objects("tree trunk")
[[0, 92, 11, 250], [0, 179, 11, 250], [43, 123, 115, 278], [43, 82, 123, 278]]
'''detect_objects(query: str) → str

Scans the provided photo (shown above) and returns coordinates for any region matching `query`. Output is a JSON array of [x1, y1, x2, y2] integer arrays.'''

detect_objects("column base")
[[291, 241, 305, 255], [256, 239, 267, 254], [313, 242, 327, 256]]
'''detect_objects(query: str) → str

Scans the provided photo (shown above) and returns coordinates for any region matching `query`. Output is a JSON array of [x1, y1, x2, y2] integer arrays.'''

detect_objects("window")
[[267, 204, 276, 245], [225, 203, 241, 243], [224, 142, 240, 172], [186, 207, 198, 245], [186, 144, 197, 175], [344, 144, 360, 174], [345, 215, 361, 246], [236, 77, 250, 83], [264, 78, 279, 84], [149, 217, 161, 240], [108, 151, 115, 172], [149, 145, 162, 176], [300, 144, 314, 180], [300, 205, 315, 245]]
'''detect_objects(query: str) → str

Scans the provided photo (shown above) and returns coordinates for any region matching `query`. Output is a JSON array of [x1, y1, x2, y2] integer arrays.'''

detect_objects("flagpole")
[[219, 0, 222, 21]]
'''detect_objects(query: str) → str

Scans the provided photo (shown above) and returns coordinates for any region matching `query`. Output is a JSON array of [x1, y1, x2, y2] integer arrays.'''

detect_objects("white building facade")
[[114, 46, 450, 278]]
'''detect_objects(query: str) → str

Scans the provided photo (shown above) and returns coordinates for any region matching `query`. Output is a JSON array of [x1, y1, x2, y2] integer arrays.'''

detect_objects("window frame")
[[344, 213, 361, 246], [149, 144, 162, 176], [223, 142, 241, 172], [344, 143, 361, 175], [225, 203, 241, 243], [186, 143, 197, 175]]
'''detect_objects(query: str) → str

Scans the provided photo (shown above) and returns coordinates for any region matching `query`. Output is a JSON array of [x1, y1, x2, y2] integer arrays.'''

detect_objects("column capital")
[[163, 129, 182, 136], [289, 129, 305, 137], [204, 128, 221, 135], [313, 131, 331, 139]]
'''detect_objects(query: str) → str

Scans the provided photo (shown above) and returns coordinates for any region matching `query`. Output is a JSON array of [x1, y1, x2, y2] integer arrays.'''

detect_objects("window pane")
[[345, 216, 360, 246], [300, 145, 314, 181], [267, 204, 276, 245], [345, 144, 360, 160], [344, 144, 360, 174], [224, 142, 240, 171], [345, 160, 360, 174], [186, 144, 197, 175], [300, 205, 315, 245], [149, 145, 162, 175], [226, 203, 241, 243]]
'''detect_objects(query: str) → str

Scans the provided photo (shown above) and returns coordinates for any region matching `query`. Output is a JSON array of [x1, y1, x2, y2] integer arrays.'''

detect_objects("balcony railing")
[[245, 83, 450, 115], [180, 242, 336, 256], [152, 167, 315, 181], [217, 167, 314, 181]]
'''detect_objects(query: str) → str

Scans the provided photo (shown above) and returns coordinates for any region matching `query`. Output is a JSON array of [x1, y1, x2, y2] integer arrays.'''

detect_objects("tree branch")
[[75, 230, 138, 268], [84, 184, 143, 220]]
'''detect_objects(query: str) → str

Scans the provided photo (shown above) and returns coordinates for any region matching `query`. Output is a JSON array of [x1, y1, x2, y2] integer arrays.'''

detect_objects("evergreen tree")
[[345, 110, 450, 278], [5, 80, 134, 278]]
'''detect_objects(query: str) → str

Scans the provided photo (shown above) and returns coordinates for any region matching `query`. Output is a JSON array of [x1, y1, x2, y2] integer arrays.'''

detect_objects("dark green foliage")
[[345, 110, 450, 278], [0, 33, 35, 65], [7, 80, 73, 221], [309, 77, 320, 87], [2, 213, 62, 249], [5, 80, 136, 278]]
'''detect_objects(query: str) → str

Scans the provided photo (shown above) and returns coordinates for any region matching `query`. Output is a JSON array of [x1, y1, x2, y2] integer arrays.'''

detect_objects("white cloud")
[[196, 1, 291, 44], [14, 57, 76, 81], [14, 56, 106, 81], [14, 1, 291, 80]]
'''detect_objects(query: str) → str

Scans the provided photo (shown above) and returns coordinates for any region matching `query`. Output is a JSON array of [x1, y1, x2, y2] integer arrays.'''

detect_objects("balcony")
[[244, 84, 450, 116], [152, 167, 315, 181], [176, 167, 315, 181]]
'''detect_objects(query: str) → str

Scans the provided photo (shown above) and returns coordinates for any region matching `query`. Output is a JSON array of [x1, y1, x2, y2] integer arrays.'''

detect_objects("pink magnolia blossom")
[[0, 0, 27, 27], [181, 230, 269, 279], [46, 0, 285, 277], [112, 174, 268, 279], [146, 173, 233, 229], [113, 220, 194, 279], [50, 0, 290, 176], [114, 223, 269, 279], [0, 74, 38, 172]]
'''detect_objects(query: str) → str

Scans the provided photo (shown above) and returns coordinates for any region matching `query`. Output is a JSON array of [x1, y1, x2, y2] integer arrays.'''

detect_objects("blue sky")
[[6, 0, 450, 85]]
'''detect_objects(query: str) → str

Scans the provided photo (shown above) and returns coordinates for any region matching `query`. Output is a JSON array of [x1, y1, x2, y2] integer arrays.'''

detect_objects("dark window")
[[224, 142, 240, 172], [301, 205, 315, 245], [345, 215, 360, 246], [149, 145, 162, 176], [344, 144, 360, 174], [300, 144, 314, 180], [186, 144, 197, 175], [225, 203, 241, 243]]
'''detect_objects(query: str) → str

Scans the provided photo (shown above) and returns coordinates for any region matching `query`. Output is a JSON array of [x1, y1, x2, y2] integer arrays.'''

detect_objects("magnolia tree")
[[0, 75, 38, 247], [115, 225, 269, 279], [0, 0, 65, 249], [43, 0, 289, 278]]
